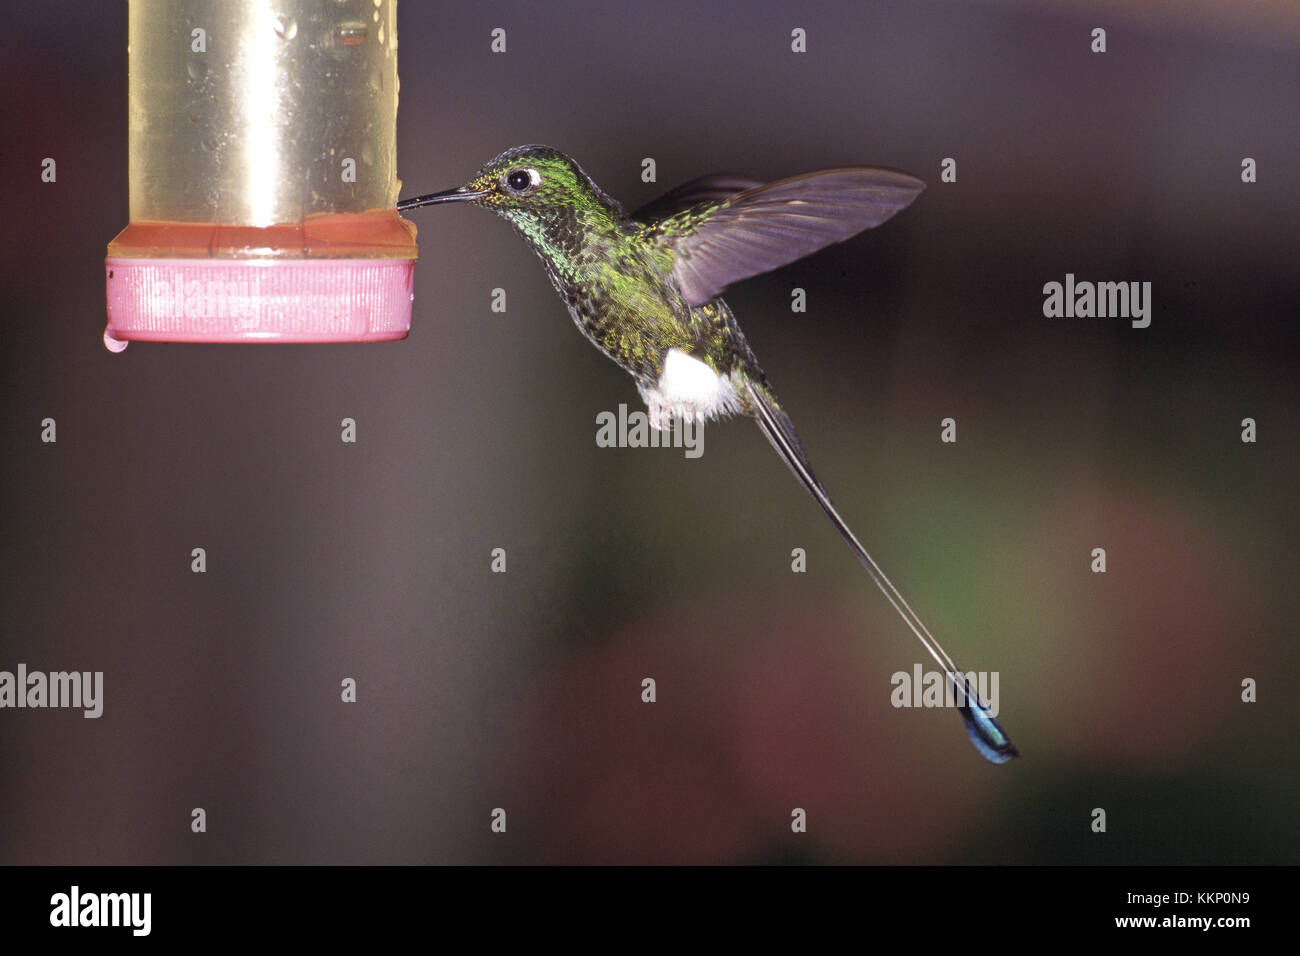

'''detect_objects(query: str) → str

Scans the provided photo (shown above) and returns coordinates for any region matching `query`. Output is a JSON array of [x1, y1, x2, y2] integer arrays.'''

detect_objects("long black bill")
[[396, 186, 490, 211]]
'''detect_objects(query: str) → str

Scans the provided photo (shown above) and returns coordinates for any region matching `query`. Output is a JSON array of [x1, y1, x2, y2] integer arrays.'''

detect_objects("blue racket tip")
[[959, 698, 1020, 764]]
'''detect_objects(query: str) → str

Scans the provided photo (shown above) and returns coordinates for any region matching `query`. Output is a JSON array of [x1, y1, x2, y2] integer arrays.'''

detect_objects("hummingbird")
[[398, 146, 1019, 764]]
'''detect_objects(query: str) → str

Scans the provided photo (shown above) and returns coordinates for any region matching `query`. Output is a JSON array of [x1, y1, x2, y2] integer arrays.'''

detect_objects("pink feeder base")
[[104, 257, 416, 348]]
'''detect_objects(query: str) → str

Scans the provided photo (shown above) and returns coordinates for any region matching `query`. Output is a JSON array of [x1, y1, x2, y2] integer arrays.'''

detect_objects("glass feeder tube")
[[105, 0, 418, 349]]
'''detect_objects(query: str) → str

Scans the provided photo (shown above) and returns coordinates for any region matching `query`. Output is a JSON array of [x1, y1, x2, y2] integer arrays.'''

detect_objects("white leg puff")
[[640, 349, 743, 429]]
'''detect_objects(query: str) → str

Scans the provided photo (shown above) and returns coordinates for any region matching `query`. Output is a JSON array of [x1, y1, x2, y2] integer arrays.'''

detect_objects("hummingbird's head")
[[398, 145, 625, 229]]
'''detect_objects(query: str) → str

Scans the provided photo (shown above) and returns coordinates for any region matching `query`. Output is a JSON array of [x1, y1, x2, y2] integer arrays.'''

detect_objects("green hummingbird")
[[398, 146, 1018, 764]]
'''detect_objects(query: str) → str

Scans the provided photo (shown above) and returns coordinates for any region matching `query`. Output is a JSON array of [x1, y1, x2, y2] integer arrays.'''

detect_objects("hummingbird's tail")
[[748, 384, 1019, 764]]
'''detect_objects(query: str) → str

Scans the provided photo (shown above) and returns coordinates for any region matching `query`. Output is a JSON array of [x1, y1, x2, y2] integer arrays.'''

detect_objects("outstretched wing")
[[645, 168, 924, 307], [631, 174, 766, 223]]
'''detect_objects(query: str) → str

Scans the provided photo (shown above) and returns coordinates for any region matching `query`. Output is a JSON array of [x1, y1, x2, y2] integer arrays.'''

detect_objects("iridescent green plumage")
[[444, 147, 760, 392], [401, 146, 923, 397], [398, 146, 1019, 765]]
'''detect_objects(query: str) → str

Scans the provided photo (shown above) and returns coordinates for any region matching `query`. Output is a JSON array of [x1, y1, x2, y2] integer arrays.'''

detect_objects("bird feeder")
[[105, 0, 416, 349]]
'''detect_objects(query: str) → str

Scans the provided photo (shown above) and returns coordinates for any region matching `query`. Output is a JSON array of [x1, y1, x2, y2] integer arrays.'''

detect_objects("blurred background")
[[1, 0, 1297, 864]]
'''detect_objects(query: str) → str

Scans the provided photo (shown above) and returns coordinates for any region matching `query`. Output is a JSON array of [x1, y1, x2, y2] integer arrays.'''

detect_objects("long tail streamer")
[[749, 385, 1019, 764]]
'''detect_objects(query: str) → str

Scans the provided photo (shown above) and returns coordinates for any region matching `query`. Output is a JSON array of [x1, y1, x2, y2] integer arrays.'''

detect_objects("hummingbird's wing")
[[646, 168, 924, 307], [631, 174, 766, 223]]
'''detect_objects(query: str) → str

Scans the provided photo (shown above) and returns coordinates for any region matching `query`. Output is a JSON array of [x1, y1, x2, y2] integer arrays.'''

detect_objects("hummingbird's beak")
[[396, 185, 490, 211]]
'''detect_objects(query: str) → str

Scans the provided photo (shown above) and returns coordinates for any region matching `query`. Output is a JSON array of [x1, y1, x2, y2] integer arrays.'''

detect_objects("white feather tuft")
[[638, 348, 744, 429]]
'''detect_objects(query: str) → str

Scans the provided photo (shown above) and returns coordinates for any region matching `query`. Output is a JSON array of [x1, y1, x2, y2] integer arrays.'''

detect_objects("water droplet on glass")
[[274, 14, 298, 40], [336, 21, 367, 46], [186, 60, 207, 82], [377, 24, 385, 46], [104, 330, 129, 353]]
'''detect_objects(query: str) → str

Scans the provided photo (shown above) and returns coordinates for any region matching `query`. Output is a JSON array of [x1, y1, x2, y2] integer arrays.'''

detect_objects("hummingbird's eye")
[[505, 168, 535, 193]]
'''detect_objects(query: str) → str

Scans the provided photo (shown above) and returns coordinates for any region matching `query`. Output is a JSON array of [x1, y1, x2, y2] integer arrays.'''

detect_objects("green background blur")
[[1, 1, 1296, 864]]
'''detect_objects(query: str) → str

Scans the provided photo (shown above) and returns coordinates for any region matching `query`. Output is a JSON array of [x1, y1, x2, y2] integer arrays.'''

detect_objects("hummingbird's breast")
[[529, 217, 695, 383], [510, 206, 767, 396]]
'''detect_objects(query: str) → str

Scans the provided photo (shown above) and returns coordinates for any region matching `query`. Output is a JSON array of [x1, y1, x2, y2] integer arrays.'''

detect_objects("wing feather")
[[649, 168, 924, 306]]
